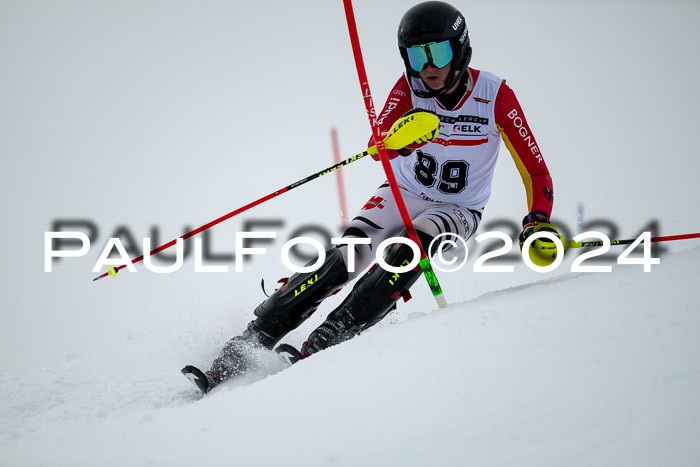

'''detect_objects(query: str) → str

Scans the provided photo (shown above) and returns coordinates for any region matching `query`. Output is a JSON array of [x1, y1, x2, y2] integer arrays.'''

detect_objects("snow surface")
[[1, 247, 699, 467], [2, 0, 700, 466]]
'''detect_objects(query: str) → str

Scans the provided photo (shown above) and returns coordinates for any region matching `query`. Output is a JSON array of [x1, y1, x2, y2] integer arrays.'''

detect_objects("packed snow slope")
[[2, 1, 700, 466], [1, 246, 698, 467]]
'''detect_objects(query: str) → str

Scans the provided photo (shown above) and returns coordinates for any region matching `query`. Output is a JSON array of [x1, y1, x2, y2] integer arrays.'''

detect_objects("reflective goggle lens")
[[405, 40, 453, 72]]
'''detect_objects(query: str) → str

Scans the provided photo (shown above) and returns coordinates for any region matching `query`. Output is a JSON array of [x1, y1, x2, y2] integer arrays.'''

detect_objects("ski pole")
[[343, 0, 447, 309], [567, 232, 700, 249], [92, 112, 440, 282]]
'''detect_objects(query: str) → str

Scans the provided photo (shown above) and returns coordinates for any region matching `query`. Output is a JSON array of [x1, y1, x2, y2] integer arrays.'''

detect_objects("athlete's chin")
[[423, 78, 445, 90]]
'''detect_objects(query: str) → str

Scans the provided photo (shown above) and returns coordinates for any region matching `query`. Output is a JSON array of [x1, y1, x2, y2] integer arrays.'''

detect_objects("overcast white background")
[[1, 1, 699, 466], [1, 0, 699, 372]]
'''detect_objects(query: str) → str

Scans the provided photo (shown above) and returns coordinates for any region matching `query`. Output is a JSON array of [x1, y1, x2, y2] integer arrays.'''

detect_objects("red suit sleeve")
[[495, 82, 554, 218], [367, 75, 415, 160]]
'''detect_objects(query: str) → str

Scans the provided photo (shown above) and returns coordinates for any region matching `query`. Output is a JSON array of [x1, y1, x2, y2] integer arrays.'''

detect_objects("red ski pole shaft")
[[92, 113, 436, 282], [92, 149, 371, 281]]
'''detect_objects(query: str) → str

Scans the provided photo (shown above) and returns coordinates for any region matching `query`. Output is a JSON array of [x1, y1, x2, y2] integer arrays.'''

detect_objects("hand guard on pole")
[[519, 211, 563, 267], [369, 109, 439, 161]]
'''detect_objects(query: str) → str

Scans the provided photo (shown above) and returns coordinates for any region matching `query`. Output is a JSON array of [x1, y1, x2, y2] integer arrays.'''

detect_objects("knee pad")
[[327, 228, 435, 330], [301, 229, 439, 355]]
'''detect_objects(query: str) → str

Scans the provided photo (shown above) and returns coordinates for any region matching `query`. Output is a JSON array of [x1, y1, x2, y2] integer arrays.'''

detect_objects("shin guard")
[[251, 247, 349, 349], [209, 248, 350, 382], [302, 230, 434, 355]]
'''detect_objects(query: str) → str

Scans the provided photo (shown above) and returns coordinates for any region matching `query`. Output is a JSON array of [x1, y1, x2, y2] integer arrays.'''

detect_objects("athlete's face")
[[419, 63, 459, 93]]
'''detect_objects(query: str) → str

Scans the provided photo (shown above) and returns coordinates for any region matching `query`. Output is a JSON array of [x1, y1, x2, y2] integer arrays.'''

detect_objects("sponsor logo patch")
[[362, 196, 385, 210], [544, 186, 554, 202]]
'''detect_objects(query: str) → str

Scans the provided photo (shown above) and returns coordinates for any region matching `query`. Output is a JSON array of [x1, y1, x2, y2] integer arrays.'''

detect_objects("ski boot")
[[183, 248, 349, 392], [301, 230, 433, 356]]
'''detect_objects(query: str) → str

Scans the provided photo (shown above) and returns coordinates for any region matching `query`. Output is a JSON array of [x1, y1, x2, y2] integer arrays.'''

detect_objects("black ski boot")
[[301, 230, 434, 356], [251, 247, 349, 347], [181, 321, 264, 393], [192, 248, 349, 388], [207, 322, 269, 382]]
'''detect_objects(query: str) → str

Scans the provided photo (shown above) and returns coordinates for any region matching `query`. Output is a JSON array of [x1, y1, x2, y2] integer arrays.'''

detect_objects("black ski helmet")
[[398, 1, 472, 97]]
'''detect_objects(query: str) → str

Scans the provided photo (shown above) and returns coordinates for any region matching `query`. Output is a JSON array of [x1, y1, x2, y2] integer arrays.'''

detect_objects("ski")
[[182, 343, 305, 395], [275, 343, 305, 366], [181, 365, 214, 394]]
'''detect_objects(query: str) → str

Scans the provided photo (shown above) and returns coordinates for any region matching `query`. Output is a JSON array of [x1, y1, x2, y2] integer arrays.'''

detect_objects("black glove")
[[518, 211, 562, 267], [521, 211, 550, 228], [519, 211, 561, 248]]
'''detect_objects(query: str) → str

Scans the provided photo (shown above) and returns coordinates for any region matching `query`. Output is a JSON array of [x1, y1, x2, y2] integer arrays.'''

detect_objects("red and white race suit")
[[374, 68, 553, 216], [340, 68, 554, 277]]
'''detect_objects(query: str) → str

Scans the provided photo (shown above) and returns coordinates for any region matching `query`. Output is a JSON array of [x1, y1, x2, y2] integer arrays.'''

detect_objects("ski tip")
[[181, 365, 212, 394], [275, 344, 305, 366]]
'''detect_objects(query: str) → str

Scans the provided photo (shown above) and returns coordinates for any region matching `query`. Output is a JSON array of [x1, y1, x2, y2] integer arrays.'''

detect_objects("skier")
[[183, 0, 559, 393]]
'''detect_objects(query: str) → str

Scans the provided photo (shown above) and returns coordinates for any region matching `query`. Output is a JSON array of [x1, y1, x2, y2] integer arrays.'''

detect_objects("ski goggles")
[[405, 40, 453, 72]]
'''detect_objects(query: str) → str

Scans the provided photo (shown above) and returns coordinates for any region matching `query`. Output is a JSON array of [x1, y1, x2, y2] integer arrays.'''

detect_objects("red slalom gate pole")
[[342, 0, 447, 308], [331, 127, 350, 227]]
